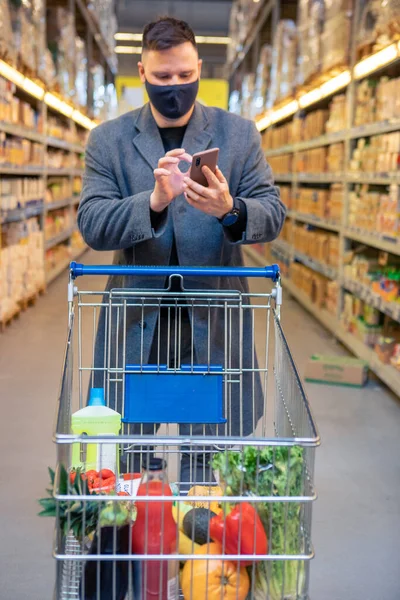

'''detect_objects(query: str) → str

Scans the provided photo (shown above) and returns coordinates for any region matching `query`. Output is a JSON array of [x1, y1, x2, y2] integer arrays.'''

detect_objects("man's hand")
[[150, 149, 192, 213], [182, 166, 233, 219]]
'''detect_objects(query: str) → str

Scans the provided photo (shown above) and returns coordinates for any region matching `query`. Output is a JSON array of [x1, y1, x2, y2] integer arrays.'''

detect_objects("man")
[[78, 17, 285, 482]]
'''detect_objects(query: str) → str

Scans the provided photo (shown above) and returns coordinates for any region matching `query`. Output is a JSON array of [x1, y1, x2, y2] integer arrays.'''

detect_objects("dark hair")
[[142, 17, 197, 52]]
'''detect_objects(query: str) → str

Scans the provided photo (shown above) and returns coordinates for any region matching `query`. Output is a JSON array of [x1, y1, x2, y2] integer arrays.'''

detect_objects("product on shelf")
[[0, 177, 44, 211], [293, 224, 339, 268], [348, 183, 399, 238], [326, 280, 339, 315], [44, 208, 71, 239], [326, 142, 345, 172], [355, 76, 400, 126], [45, 178, 73, 204], [302, 110, 329, 140], [253, 45, 273, 116], [325, 94, 347, 132], [0, 218, 45, 322], [279, 185, 292, 209], [321, 3, 352, 72], [47, 115, 75, 143], [0, 135, 44, 166], [0, 76, 42, 130], [269, 20, 297, 107], [10, 0, 43, 75], [269, 154, 292, 174], [342, 292, 383, 346], [357, 0, 400, 60], [47, 7, 76, 99], [0, 0, 16, 66], [291, 261, 329, 309], [46, 149, 82, 170], [295, 147, 326, 172], [241, 73, 256, 120], [350, 132, 400, 172], [297, 0, 324, 85], [295, 185, 344, 221], [344, 254, 400, 305]]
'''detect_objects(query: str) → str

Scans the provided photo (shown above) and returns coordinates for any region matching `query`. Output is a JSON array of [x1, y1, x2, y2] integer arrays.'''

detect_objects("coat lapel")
[[132, 102, 213, 171], [132, 104, 165, 170], [182, 103, 212, 157]]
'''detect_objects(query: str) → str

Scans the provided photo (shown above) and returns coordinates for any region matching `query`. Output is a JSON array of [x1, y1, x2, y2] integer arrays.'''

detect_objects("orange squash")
[[181, 542, 250, 600]]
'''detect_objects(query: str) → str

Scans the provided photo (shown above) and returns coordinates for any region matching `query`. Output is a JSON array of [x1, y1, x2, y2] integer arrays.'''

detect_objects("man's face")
[[138, 42, 202, 86]]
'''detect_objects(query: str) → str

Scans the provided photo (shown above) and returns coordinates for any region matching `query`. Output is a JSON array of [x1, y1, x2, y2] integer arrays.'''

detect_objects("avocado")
[[182, 507, 217, 546]]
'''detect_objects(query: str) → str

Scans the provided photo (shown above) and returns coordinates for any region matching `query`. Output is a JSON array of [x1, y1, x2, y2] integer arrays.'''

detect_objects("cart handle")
[[70, 262, 280, 282]]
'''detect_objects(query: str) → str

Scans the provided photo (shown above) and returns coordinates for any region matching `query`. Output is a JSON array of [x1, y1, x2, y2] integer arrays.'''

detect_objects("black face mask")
[[145, 79, 199, 119]]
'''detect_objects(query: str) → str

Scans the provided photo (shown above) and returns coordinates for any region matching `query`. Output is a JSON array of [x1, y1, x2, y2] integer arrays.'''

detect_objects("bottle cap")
[[88, 388, 106, 407], [142, 457, 167, 471]]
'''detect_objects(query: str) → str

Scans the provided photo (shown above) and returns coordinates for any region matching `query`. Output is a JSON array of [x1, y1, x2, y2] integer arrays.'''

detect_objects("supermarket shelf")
[[45, 137, 85, 154], [350, 119, 400, 139], [228, 0, 274, 78], [274, 174, 294, 182], [278, 274, 400, 396], [271, 239, 292, 256], [290, 212, 341, 232], [45, 227, 76, 251], [294, 250, 338, 280], [1, 201, 44, 224], [0, 166, 44, 175], [343, 278, 400, 322], [297, 172, 344, 184], [75, 0, 116, 75], [46, 246, 88, 284], [265, 130, 347, 157], [346, 172, 400, 185], [47, 168, 84, 177], [344, 228, 400, 256], [0, 121, 44, 143], [46, 198, 73, 211]]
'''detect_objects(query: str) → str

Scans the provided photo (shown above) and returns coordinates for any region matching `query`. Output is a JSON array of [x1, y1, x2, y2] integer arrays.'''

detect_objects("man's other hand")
[[182, 166, 233, 219], [150, 148, 192, 213]]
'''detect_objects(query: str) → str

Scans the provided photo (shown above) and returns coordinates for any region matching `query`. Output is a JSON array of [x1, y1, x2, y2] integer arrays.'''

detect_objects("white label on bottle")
[[167, 575, 179, 600], [97, 441, 117, 472]]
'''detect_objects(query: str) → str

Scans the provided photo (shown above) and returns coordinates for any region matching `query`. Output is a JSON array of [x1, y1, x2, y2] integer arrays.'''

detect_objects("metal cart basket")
[[52, 262, 320, 600]]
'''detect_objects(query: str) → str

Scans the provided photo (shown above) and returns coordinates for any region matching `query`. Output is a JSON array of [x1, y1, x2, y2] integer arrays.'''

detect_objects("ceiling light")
[[115, 33, 231, 45], [22, 77, 45, 100], [115, 46, 142, 54], [44, 93, 74, 117], [72, 110, 96, 130], [255, 114, 271, 131], [114, 33, 142, 41], [0, 60, 25, 86], [354, 43, 399, 79], [270, 100, 298, 124], [195, 36, 231, 45]]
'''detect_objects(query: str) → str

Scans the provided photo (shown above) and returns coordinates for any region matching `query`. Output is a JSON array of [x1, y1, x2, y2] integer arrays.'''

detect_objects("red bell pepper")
[[209, 502, 268, 566]]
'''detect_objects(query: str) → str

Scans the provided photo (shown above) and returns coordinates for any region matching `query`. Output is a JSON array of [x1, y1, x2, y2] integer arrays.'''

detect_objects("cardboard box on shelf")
[[305, 354, 369, 387]]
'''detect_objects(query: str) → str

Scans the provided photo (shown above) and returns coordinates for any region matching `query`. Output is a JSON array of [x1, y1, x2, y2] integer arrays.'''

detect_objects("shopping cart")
[[52, 262, 320, 600]]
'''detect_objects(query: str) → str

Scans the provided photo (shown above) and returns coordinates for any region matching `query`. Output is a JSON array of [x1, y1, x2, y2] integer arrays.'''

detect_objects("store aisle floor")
[[1, 249, 399, 600]]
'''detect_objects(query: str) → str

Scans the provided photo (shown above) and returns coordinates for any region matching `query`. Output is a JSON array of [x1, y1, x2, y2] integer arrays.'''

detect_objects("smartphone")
[[190, 148, 219, 187]]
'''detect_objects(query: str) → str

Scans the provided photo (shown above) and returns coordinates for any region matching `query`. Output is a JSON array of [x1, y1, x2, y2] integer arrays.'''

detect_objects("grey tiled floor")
[[0, 249, 399, 600]]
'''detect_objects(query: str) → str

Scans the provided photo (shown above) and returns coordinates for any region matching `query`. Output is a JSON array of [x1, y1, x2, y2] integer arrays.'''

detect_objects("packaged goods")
[[305, 354, 368, 387], [350, 133, 400, 173], [357, 0, 400, 58], [253, 45, 272, 116], [297, 0, 324, 85], [291, 261, 329, 309], [295, 148, 326, 173], [325, 94, 347, 132], [0, 0, 16, 66], [293, 224, 339, 268], [268, 154, 292, 174], [326, 142, 345, 172], [269, 20, 297, 107], [322, 11, 352, 72]]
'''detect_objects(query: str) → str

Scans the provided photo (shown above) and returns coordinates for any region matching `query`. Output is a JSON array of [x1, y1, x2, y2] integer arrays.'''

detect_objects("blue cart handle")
[[70, 262, 280, 282]]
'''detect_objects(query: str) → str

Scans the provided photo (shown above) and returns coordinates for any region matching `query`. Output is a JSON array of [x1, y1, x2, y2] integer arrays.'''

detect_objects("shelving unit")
[[231, 0, 400, 393], [0, 0, 116, 330]]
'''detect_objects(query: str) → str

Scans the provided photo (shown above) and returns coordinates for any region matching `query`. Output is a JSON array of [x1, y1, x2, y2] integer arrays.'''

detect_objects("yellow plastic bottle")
[[71, 388, 121, 474]]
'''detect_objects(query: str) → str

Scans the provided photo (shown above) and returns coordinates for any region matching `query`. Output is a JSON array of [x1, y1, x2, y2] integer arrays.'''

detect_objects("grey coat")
[[78, 102, 285, 436]]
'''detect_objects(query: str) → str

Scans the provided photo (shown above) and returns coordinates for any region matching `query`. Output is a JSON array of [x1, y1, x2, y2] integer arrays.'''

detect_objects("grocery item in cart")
[[132, 458, 179, 600], [71, 388, 121, 473]]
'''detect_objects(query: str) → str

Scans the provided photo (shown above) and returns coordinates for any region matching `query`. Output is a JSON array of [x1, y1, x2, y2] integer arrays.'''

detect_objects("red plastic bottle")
[[131, 458, 178, 600]]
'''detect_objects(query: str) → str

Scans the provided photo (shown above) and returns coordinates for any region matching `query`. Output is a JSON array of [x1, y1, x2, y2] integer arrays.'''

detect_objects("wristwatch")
[[219, 198, 240, 227]]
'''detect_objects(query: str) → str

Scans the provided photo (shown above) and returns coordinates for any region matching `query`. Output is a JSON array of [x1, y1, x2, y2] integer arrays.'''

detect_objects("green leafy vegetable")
[[213, 446, 306, 600]]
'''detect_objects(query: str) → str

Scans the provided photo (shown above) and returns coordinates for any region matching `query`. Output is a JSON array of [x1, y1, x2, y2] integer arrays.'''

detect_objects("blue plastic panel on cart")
[[123, 364, 226, 424]]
